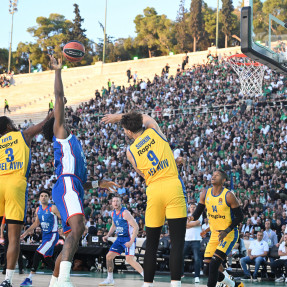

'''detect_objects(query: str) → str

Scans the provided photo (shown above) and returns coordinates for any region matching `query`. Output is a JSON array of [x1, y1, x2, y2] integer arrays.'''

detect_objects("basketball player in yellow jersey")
[[0, 113, 53, 287], [190, 170, 244, 287], [102, 112, 187, 287]]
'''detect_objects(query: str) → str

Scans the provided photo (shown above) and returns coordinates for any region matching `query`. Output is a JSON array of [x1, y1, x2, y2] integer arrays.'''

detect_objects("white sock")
[[58, 261, 72, 282], [5, 269, 15, 284], [49, 275, 58, 287], [140, 271, 144, 277], [171, 281, 181, 287], [143, 283, 153, 287], [28, 273, 33, 280], [223, 270, 229, 277], [107, 272, 113, 280], [222, 274, 235, 287]]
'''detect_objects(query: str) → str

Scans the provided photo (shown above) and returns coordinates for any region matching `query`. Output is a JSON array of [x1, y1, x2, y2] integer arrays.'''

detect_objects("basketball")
[[63, 41, 85, 62]]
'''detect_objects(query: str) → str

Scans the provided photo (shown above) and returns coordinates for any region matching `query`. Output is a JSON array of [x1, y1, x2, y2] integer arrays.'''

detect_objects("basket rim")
[[227, 54, 264, 67]]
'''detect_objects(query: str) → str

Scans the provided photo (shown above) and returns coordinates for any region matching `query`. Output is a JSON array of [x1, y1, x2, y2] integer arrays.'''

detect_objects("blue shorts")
[[110, 237, 136, 256], [52, 175, 84, 233], [37, 232, 59, 257]]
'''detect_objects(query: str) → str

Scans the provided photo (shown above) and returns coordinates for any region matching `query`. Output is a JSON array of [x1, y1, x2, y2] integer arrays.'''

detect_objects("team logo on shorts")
[[218, 198, 223, 205]]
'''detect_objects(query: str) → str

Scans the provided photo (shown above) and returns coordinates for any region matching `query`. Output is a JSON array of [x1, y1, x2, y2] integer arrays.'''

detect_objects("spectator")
[[4, 99, 11, 114], [240, 231, 269, 281], [126, 68, 131, 83], [48, 100, 54, 113], [262, 220, 278, 263], [271, 233, 287, 282]]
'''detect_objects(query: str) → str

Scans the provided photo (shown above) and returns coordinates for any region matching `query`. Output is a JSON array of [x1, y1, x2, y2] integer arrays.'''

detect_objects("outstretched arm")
[[83, 180, 120, 192], [20, 214, 40, 239], [49, 55, 68, 140], [23, 111, 54, 146]]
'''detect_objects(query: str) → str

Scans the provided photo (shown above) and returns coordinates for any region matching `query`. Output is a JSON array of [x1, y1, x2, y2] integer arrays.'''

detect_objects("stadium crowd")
[[3, 54, 287, 276], [0, 72, 13, 88]]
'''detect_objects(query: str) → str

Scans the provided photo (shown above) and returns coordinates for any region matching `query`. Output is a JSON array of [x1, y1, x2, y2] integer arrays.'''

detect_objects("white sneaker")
[[275, 276, 285, 282], [195, 277, 200, 283], [99, 279, 115, 286]]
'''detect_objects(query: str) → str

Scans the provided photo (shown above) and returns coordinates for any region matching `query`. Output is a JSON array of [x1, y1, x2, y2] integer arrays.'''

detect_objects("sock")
[[58, 261, 72, 282], [223, 270, 229, 277], [49, 275, 58, 287], [107, 272, 113, 280], [221, 275, 235, 287], [143, 283, 153, 287], [5, 269, 15, 284], [170, 281, 181, 287], [28, 273, 33, 280], [140, 271, 144, 277]]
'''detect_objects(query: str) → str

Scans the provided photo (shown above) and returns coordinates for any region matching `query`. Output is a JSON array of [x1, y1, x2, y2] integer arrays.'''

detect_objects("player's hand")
[[99, 180, 120, 192], [101, 114, 122, 124], [217, 230, 228, 242], [48, 55, 62, 70], [0, 237, 4, 246], [103, 235, 108, 242], [20, 231, 30, 240], [124, 240, 133, 248]]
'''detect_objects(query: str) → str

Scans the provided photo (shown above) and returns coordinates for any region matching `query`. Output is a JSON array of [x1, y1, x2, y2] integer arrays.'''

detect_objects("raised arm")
[[49, 55, 68, 140], [22, 111, 54, 147]]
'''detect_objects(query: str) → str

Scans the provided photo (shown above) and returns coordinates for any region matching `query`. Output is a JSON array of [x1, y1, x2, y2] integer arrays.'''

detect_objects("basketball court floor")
[[0, 272, 280, 287]]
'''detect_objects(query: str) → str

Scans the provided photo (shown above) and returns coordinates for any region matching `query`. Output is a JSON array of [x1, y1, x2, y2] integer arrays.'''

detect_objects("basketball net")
[[227, 54, 265, 97]]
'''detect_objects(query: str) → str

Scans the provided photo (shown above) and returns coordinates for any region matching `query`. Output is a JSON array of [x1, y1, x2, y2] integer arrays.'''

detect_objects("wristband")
[[225, 227, 232, 234], [92, 181, 99, 188]]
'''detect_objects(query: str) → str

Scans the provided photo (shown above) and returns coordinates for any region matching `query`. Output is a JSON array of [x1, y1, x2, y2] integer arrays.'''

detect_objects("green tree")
[[68, 4, 94, 66], [202, 3, 216, 47], [0, 48, 9, 72], [190, 0, 203, 52], [27, 13, 72, 70], [134, 7, 173, 58], [221, 0, 234, 48]]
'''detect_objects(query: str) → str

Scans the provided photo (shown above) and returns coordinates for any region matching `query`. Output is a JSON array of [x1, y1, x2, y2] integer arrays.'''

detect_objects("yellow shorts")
[[0, 175, 28, 223], [145, 177, 187, 227], [204, 229, 239, 258]]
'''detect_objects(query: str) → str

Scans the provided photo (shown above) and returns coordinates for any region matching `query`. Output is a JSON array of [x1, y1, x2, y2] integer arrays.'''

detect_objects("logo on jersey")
[[0, 139, 18, 149], [218, 198, 223, 205], [136, 136, 151, 149], [207, 213, 226, 220], [137, 139, 156, 156]]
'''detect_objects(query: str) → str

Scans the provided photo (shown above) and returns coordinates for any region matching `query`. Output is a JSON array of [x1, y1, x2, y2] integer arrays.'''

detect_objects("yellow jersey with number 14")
[[0, 131, 31, 178], [205, 187, 236, 232], [129, 128, 178, 186]]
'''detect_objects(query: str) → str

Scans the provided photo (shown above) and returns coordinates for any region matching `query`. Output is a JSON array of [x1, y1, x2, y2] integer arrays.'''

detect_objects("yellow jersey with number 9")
[[129, 128, 178, 186], [205, 187, 235, 232], [0, 131, 31, 178]]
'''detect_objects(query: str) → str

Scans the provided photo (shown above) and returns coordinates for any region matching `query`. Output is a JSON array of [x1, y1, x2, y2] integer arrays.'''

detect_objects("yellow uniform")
[[204, 187, 239, 257], [129, 128, 187, 227], [0, 131, 31, 222]]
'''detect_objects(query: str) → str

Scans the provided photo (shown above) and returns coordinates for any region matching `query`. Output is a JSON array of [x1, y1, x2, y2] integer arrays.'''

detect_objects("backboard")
[[241, 0, 287, 75]]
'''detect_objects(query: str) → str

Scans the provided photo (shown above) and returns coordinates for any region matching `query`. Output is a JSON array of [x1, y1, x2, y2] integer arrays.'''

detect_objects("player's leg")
[[168, 217, 187, 286], [99, 251, 118, 286], [143, 184, 166, 286], [124, 239, 143, 276]]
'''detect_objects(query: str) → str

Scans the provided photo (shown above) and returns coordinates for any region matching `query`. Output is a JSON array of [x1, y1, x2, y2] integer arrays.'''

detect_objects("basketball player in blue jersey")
[[19, 190, 60, 287], [190, 170, 244, 287], [99, 196, 143, 286], [42, 55, 118, 287], [0, 111, 54, 287]]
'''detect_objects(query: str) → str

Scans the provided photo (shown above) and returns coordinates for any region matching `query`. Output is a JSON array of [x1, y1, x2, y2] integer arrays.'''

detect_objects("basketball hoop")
[[227, 54, 265, 97]]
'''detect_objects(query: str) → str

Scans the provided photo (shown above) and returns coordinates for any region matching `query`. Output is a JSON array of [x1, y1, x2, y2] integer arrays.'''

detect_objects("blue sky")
[[0, 0, 240, 51]]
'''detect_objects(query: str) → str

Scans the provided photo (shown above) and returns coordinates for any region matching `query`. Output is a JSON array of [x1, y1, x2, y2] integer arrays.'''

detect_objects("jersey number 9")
[[147, 150, 159, 166]]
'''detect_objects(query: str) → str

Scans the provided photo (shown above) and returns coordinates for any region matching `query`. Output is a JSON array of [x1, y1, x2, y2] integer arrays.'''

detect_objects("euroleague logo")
[[64, 48, 85, 58]]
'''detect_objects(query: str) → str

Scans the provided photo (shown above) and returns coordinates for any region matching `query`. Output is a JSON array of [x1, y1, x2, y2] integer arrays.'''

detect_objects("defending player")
[[42, 55, 119, 287], [0, 112, 53, 287], [99, 196, 143, 286], [190, 170, 244, 287], [102, 112, 187, 287], [20, 190, 60, 287]]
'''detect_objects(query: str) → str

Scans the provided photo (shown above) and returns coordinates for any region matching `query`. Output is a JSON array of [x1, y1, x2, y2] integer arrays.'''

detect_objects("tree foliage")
[[189, 0, 203, 52], [221, 0, 234, 47]]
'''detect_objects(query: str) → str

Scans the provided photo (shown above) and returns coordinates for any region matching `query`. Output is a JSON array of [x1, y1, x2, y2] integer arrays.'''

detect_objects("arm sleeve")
[[225, 206, 244, 233], [192, 203, 205, 221]]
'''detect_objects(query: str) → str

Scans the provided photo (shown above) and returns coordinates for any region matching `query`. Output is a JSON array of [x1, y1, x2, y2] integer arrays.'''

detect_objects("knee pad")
[[203, 262, 210, 276], [209, 255, 223, 273]]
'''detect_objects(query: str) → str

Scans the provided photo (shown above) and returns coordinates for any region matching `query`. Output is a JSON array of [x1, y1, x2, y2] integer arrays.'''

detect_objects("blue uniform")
[[110, 207, 136, 256], [36, 204, 59, 257], [52, 134, 87, 233]]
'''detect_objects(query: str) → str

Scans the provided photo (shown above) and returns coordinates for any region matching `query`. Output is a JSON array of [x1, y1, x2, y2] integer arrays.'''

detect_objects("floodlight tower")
[[8, 0, 18, 73]]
